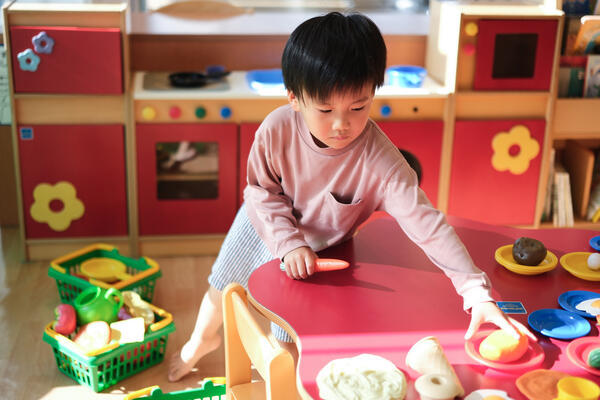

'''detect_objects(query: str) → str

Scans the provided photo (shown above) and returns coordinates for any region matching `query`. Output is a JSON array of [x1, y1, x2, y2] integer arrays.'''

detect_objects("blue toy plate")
[[246, 69, 284, 92], [589, 235, 600, 251], [528, 309, 591, 339], [558, 290, 600, 318]]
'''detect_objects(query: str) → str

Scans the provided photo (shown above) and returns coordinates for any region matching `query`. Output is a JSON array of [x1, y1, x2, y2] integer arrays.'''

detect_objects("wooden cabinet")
[[136, 123, 238, 235], [376, 121, 443, 206], [17, 124, 127, 238], [10, 26, 123, 94], [448, 119, 546, 225]]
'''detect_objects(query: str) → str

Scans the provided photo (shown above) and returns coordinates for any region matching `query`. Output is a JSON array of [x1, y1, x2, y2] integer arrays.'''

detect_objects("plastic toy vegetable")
[[53, 303, 76, 335], [279, 258, 350, 272]]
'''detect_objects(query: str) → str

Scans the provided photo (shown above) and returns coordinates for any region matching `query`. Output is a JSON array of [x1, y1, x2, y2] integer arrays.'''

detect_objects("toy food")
[[74, 320, 111, 352], [479, 330, 528, 363], [123, 291, 155, 327], [405, 336, 464, 397], [316, 354, 406, 400], [587, 348, 600, 369], [512, 237, 547, 266], [415, 373, 461, 400], [118, 306, 133, 320], [576, 298, 600, 316], [315, 258, 350, 272], [588, 253, 600, 271], [110, 317, 145, 344], [53, 303, 76, 335], [516, 369, 570, 400]]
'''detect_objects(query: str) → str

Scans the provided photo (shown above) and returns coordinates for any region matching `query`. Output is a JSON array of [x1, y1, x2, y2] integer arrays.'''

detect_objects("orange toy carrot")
[[279, 258, 350, 272], [315, 258, 350, 272]]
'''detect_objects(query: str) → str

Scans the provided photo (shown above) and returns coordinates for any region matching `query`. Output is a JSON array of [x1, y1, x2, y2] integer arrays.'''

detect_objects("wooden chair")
[[223, 283, 297, 400]]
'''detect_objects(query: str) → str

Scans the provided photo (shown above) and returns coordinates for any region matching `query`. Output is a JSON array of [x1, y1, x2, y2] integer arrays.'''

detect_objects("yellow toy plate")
[[560, 252, 600, 281], [80, 257, 132, 282], [495, 245, 558, 275]]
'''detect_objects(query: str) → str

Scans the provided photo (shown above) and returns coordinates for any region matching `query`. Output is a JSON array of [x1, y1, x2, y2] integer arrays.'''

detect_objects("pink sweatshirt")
[[244, 105, 494, 310]]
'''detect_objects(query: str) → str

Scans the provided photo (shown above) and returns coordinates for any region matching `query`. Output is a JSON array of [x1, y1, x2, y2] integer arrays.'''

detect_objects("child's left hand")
[[465, 301, 537, 342]]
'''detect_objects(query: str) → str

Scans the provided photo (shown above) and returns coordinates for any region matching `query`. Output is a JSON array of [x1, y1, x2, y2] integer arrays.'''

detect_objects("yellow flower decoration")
[[30, 181, 85, 231], [491, 125, 540, 175]]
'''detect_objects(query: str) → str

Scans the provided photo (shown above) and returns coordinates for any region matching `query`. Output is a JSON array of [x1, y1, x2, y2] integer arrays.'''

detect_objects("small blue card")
[[496, 301, 527, 314]]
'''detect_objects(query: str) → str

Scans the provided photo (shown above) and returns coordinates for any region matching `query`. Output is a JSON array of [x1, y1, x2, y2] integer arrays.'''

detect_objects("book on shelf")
[[541, 148, 555, 222], [586, 148, 600, 222], [573, 15, 600, 55], [552, 162, 575, 227], [584, 54, 600, 97], [563, 140, 595, 219]]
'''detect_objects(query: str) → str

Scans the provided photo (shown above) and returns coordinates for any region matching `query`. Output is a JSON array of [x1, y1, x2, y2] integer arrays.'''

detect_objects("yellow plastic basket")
[[42, 302, 175, 392], [48, 243, 161, 304]]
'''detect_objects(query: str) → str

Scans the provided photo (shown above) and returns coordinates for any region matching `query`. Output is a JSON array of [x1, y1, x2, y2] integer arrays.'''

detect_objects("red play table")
[[247, 214, 600, 399]]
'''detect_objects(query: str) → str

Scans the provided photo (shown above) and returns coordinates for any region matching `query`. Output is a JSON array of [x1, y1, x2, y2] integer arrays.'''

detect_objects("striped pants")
[[208, 204, 292, 342]]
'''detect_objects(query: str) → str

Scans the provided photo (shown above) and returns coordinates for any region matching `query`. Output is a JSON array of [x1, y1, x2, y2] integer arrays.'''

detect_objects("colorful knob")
[[220, 106, 232, 119], [17, 49, 40, 72], [463, 43, 476, 56], [32, 31, 55, 54], [169, 106, 182, 119], [195, 106, 207, 119], [380, 105, 391, 118], [465, 22, 478, 37], [141, 106, 156, 121]]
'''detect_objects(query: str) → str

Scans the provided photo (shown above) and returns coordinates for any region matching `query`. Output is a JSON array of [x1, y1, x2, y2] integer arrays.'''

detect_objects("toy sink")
[[246, 69, 285, 94]]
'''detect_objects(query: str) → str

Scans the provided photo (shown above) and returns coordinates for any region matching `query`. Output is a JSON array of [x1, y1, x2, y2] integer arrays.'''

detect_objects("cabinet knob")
[[141, 106, 156, 121], [380, 105, 391, 118], [465, 22, 478, 37], [169, 106, 182, 119], [195, 106, 207, 119], [463, 43, 476, 56], [220, 106, 232, 119]]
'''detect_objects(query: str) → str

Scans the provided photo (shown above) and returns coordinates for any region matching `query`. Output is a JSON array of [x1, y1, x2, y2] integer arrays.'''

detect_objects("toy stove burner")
[[143, 67, 231, 91]]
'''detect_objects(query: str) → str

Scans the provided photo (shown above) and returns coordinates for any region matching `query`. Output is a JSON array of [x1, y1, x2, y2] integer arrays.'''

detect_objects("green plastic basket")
[[124, 380, 226, 399], [48, 243, 161, 304], [43, 304, 175, 392]]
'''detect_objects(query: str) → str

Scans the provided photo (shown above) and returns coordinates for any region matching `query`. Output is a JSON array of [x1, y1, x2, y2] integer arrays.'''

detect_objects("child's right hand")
[[282, 246, 318, 279]]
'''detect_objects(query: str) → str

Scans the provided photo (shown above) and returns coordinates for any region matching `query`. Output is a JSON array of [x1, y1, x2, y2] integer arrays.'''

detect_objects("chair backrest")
[[223, 283, 297, 400]]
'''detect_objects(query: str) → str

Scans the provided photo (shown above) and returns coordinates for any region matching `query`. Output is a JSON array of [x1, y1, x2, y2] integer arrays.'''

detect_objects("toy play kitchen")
[[3, 1, 581, 260]]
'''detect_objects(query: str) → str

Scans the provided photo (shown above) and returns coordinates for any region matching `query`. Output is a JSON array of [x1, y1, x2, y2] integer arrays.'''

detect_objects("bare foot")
[[168, 335, 222, 382]]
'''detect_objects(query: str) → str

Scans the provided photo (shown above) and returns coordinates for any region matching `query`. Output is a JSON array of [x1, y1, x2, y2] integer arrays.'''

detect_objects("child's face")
[[288, 85, 374, 149]]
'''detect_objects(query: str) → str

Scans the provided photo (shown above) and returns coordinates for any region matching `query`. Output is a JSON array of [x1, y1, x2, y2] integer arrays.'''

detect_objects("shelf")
[[553, 98, 600, 139], [539, 219, 600, 230]]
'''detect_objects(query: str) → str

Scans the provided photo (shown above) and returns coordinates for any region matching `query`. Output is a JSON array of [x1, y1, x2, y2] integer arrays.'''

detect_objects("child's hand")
[[282, 247, 318, 279], [465, 301, 537, 342]]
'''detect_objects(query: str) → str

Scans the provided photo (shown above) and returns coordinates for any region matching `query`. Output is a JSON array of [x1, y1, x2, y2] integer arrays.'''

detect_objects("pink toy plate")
[[566, 337, 600, 376], [465, 329, 545, 372]]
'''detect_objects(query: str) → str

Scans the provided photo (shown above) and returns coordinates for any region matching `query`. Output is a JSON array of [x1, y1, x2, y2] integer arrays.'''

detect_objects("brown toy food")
[[513, 237, 547, 266]]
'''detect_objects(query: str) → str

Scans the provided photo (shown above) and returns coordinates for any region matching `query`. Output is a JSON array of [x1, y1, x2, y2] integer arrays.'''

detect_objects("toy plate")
[[560, 252, 600, 281], [80, 258, 132, 282], [558, 290, 600, 318], [464, 329, 545, 372], [495, 245, 558, 275], [590, 236, 600, 252], [566, 337, 600, 376], [528, 309, 591, 339]]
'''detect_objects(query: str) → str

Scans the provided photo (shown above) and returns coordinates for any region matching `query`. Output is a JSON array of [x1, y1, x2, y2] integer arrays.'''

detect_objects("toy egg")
[[587, 253, 600, 271], [479, 330, 528, 363]]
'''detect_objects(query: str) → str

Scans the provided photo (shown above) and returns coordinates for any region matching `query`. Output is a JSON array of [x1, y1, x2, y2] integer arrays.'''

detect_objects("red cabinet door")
[[17, 124, 127, 238], [448, 119, 545, 225], [239, 123, 260, 208], [10, 26, 123, 94], [376, 121, 443, 206], [136, 123, 238, 235]]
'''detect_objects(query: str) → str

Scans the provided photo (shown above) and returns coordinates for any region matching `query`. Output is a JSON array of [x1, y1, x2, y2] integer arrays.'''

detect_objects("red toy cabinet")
[[376, 121, 443, 206], [447, 119, 545, 225], [9, 26, 123, 94], [239, 123, 260, 208], [136, 123, 238, 235], [17, 124, 128, 238]]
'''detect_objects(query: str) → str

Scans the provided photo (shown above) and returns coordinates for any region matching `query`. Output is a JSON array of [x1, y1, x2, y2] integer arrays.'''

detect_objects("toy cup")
[[74, 286, 123, 325], [555, 376, 600, 400], [405, 336, 464, 397]]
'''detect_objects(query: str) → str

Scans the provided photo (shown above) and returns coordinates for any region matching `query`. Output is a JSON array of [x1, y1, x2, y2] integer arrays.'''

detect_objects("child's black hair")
[[282, 11, 387, 103]]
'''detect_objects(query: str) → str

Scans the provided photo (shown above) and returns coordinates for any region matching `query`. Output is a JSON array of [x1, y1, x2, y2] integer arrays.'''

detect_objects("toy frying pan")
[[80, 258, 133, 282]]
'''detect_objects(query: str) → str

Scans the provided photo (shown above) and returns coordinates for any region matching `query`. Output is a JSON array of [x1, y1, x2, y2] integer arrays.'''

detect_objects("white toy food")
[[576, 298, 600, 316], [587, 253, 600, 271], [316, 353, 407, 400]]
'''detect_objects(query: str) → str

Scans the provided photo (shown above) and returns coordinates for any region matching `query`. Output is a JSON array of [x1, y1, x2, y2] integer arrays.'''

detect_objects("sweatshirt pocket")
[[324, 192, 363, 233]]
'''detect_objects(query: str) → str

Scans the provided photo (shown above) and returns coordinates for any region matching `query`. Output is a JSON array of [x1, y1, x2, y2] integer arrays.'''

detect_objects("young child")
[[168, 11, 535, 382]]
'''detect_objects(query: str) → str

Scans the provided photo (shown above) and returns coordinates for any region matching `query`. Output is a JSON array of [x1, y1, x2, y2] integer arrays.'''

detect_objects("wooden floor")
[[0, 226, 239, 399]]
